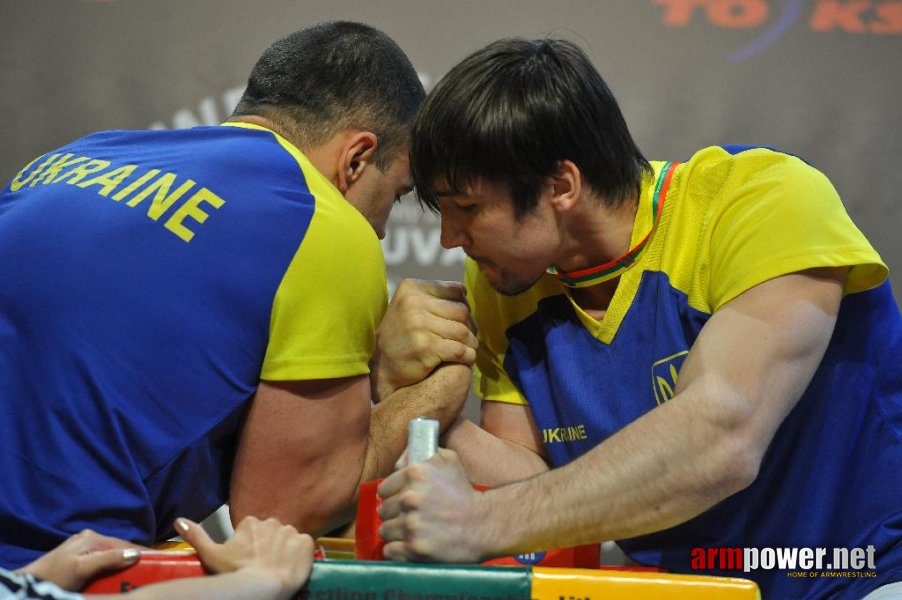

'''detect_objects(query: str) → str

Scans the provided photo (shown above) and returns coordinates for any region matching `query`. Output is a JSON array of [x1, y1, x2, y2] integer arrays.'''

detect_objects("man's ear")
[[337, 131, 378, 193], [549, 159, 581, 213]]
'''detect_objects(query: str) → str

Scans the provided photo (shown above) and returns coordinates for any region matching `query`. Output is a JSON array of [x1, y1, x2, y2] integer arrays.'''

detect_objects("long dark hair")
[[412, 38, 650, 216]]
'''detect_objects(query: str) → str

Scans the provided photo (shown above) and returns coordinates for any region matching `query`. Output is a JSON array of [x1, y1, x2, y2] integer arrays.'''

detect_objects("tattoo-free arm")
[[230, 363, 472, 536], [379, 268, 846, 561], [442, 402, 548, 487], [477, 268, 847, 554]]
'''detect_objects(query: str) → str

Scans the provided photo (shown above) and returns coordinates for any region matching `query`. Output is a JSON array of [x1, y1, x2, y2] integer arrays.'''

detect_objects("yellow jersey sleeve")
[[260, 138, 387, 381], [692, 148, 887, 310]]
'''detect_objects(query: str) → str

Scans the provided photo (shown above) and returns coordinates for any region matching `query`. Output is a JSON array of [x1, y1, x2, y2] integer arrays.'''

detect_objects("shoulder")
[[677, 145, 830, 199], [667, 144, 846, 245], [670, 145, 885, 307]]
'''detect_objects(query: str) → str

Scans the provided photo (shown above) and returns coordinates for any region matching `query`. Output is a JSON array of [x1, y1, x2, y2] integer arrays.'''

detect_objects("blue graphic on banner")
[[731, 0, 804, 61]]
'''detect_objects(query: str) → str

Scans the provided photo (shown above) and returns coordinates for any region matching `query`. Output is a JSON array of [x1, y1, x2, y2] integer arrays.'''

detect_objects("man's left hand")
[[377, 448, 489, 563]]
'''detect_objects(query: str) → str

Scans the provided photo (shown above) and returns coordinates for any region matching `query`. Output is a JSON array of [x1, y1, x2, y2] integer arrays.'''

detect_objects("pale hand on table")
[[178, 515, 314, 598], [16, 528, 143, 591]]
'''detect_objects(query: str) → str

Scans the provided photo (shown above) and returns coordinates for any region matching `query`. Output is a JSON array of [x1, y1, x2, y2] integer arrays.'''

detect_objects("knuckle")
[[453, 342, 468, 359], [409, 312, 427, 329], [451, 302, 469, 322], [406, 463, 428, 480], [396, 279, 415, 293], [298, 533, 315, 551], [396, 289, 414, 305], [408, 537, 432, 558], [416, 355, 439, 371], [399, 490, 422, 511]]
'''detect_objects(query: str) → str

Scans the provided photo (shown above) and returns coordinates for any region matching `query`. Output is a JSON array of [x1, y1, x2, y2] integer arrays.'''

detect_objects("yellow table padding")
[[532, 566, 760, 599]]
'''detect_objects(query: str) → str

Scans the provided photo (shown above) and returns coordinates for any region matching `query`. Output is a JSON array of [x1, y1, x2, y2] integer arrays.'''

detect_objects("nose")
[[440, 212, 468, 250]]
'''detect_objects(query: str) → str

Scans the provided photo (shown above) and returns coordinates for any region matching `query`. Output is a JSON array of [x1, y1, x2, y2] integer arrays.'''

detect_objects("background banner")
[[3, 0, 899, 350]]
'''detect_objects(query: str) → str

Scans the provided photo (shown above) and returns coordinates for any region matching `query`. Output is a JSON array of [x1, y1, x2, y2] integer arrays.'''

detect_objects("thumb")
[[83, 548, 141, 573], [76, 547, 140, 587], [175, 518, 216, 558], [395, 449, 408, 470]]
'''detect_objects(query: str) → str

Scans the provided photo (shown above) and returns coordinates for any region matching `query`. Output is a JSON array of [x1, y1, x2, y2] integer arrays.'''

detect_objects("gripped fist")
[[372, 279, 477, 402]]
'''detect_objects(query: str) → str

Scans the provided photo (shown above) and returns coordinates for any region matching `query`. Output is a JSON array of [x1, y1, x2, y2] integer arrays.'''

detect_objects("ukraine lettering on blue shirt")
[[0, 123, 388, 569], [9, 151, 225, 242]]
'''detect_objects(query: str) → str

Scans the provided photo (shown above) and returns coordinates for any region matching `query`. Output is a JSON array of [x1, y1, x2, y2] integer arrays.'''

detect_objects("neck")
[[227, 114, 294, 144], [553, 191, 639, 274], [550, 189, 639, 316], [226, 114, 343, 188], [569, 278, 619, 316]]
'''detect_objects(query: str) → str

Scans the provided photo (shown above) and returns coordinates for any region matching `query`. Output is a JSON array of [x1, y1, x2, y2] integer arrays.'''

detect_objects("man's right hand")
[[372, 279, 477, 402], [377, 448, 491, 563]]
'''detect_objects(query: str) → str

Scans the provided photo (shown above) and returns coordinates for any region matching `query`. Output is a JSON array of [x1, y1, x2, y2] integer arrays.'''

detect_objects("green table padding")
[[300, 560, 531, 599]]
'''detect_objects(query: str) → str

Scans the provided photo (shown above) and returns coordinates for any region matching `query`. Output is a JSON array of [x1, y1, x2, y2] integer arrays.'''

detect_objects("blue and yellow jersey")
[[0, 123, 386, 567], [468, 146, 902, 598]]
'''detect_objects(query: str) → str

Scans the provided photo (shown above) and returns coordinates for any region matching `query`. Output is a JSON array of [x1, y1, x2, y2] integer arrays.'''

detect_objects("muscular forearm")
[[231, 364, 470, 535], [474, 391, 758, 557], [442, 417, 548, 487], [361, 363, 471, 483], [229, 378, 371, 536], [380, 270, 844, 563], [473, 271, 844, 557]]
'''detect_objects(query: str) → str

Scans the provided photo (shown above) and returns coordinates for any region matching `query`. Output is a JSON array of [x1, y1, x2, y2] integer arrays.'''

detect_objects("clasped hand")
[[372, 279, 477, 402]]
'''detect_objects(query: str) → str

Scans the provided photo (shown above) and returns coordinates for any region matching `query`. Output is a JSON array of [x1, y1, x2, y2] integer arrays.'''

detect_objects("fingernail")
[[122, 549, 140, 562], [175, 518, 190, 533]]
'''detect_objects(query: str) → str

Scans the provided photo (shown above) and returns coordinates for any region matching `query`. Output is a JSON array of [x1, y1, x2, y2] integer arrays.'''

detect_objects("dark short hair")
[[232, 21, 425, 170], [411, 38, 651, 216]]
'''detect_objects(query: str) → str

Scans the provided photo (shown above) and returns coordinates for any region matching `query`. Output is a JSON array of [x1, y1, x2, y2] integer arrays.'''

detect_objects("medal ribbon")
[[546, 161, 679, 288]]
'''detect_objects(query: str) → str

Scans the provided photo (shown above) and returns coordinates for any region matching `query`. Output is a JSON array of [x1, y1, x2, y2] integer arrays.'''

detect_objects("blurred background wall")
[[2, 0, 900, 425]]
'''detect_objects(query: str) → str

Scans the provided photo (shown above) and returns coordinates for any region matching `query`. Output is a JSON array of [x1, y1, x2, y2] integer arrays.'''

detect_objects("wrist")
[[470, 486, 513, 561], [233, 567, 289, 600], [476, 480, 543, 560]]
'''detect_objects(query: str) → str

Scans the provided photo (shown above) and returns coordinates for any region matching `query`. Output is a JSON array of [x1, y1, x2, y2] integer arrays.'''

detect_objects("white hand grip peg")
[[407, 417, 439, 465]]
